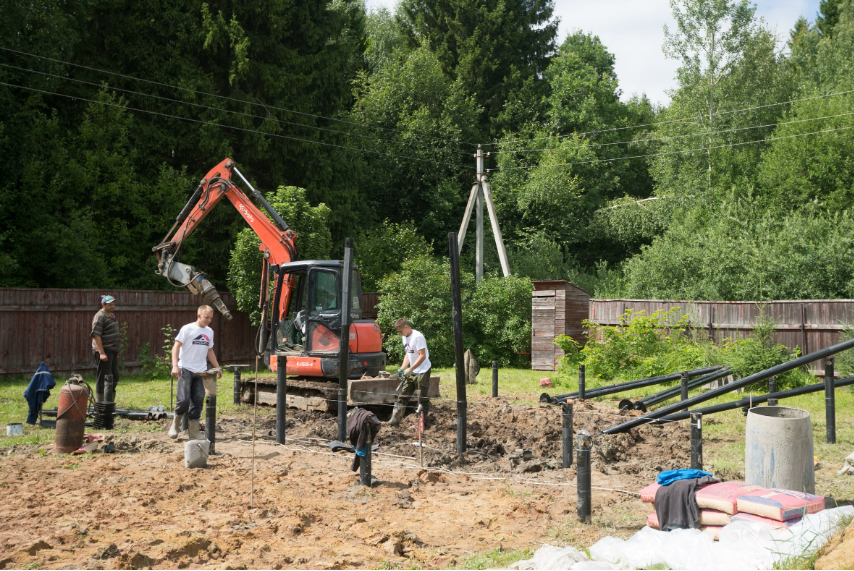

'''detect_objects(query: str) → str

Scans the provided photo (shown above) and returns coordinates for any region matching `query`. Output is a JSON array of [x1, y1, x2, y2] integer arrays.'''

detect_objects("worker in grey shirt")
[[388, 318, 432, 426], [91, 295, 120, 402]]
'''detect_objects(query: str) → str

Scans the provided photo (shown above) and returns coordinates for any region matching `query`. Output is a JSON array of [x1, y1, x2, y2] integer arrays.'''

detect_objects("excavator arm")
[[153, 158, 298, 322]]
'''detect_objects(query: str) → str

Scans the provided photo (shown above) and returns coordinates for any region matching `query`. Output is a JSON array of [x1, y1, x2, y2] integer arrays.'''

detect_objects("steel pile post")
[[359, 421, 373, 487], [205, 394, 216, 453], [449, 232, 467, 454], [338, 238, 353, 443], [276, 356, 287, 444], [578, 364, 586, 400], [233, 368, 242, 405], [600, 336, 854, 435], [562, 402, 573, 468], [492, 361, 498, 398], [690, 412, 702, 470], [826, 357, 836, 444], [680, 371, 689, 410], [768, 376, 778, 406], [576, 430, 592, 523]]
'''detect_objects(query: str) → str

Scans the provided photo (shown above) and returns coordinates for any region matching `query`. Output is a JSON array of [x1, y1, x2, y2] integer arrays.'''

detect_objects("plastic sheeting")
[[509, 506, 853, 570]]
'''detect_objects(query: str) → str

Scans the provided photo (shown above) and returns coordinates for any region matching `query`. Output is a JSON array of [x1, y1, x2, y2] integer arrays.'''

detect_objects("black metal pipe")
[[826, 357, 836, 444], [649, 375, 854, 424], [548, 365, 723, 404], [359, 420, 373, 487], [205, 394, 216, 454], [576, 430, 592, 523], [622, 367, 732, 412], [768, 376, 778, 406], [276, 356, 287, 445], [233, 369, 242, 405], [680, 371, 689, 410], [578, 364, 586, 400], [449, 233, 467, 454], [492, 361, 498, 398], [174, 183, 204, 225], [601, 336, 854, 435], [562, 403, 573, 468], [338, 238, 353, 443], [690, 412, 702, 470]]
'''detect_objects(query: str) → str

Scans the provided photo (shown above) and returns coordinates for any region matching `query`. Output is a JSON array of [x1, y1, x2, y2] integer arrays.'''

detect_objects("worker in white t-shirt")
[[167, 305, 223, 440], [388, 318, 432, 426]]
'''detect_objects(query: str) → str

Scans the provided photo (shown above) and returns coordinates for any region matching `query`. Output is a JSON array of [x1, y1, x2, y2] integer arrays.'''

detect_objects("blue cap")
[[101, 295, 116, 304]]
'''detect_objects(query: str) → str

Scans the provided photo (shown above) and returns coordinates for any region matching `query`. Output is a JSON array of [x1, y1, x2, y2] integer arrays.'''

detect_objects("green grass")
[[0, 369, 277, 449], [445, 548, 531, 570]]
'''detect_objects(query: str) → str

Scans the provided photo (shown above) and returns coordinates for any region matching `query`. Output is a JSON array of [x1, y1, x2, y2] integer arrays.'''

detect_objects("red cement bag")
[[695, 482, 767, 515], [731, 512, 803, 528], [647, 513, 660, 529], [699, 509, 731, 526], [640, 483, 661, 503], [736, 489, 824, 521]]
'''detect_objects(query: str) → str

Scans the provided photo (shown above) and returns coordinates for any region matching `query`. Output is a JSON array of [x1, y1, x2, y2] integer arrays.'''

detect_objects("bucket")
[[184, 439, 210, 469], [745, 406, 815, 494], [6, 423, 23, 436]]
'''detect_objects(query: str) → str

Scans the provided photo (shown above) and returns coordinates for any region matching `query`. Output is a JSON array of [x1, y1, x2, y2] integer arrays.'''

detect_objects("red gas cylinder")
[[55, 380, 90, 453]]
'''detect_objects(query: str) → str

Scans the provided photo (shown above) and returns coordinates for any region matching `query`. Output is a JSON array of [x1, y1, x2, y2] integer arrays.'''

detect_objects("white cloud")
[[364, 0, 821, 106]]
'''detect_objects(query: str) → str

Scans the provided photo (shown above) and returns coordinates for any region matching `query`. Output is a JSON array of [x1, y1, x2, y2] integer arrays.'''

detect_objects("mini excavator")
[[153, 158, 389, 410]]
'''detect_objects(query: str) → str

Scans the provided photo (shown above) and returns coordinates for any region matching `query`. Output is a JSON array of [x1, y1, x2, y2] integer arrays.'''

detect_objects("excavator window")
[[276, 272, 306, 350], [308, 270, 339, 314]]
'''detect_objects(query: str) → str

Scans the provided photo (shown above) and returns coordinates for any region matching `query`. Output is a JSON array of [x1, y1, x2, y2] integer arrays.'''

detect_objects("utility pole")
[[458, 145, 510, 281]]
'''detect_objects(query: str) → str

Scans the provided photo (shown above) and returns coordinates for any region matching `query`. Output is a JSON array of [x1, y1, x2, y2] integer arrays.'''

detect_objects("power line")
[[493, 110, 854, 155], [0, 45, 478, 150], [0, 80, 474, 171], [485, 87, 854, 149], [0, 61, 467, 154], [489, 123, 854, 172]]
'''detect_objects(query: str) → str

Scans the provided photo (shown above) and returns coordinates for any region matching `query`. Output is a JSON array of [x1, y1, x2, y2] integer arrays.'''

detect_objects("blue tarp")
[[23, 363, 56, 425]]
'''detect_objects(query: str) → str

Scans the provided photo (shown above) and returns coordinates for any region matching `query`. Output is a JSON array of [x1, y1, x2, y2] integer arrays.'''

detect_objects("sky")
[[363, 0, 822, 106]]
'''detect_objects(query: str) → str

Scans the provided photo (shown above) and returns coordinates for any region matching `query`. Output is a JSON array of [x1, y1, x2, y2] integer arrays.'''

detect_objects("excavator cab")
[[271, 261, 384, 378]]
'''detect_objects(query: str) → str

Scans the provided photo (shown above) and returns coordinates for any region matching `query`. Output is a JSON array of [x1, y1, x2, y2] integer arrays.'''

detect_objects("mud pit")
[[0, 398, 693, 570]]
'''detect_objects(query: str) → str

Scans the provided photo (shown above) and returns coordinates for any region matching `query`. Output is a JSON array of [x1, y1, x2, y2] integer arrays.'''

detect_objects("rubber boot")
[[188, 419, 204, 440], [168, 413, 184, 439], [388, 403, 405, 426]]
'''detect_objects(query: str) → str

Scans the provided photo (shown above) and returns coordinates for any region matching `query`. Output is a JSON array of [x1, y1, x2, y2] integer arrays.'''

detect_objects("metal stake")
[[417, 404, 424, 468], [825, 357, 836, 444], [690, 412, 702, 470], [680, 371, 689, 410], [576, 430, 592, 523], [360, 420, 373, 486], [767, 376, 777, 406], [338, 238, 353, 442], [476, 148, 484, 283], [276, 356, 287, 445], [492, 361, 498, 398], [578, 364, 586, 400], [233, 368, 242, 405], [562, 402, 573, 468], [205, 394, 216, 454], [449, 232, 467, 454]]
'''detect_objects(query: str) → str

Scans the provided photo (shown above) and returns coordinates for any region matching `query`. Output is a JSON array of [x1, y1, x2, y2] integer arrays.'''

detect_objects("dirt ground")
[[0, 397, 762, 570]]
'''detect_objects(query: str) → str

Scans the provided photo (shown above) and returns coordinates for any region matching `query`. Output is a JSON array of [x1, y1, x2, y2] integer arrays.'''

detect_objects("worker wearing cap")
[[388, 318, 432, 426], [91, 295, 121, 402], [168, 305, 223, 440]]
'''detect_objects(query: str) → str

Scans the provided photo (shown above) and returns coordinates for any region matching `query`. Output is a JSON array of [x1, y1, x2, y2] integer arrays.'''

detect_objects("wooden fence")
[[589, 299, 854, 374], [0, 288, 257, 377]]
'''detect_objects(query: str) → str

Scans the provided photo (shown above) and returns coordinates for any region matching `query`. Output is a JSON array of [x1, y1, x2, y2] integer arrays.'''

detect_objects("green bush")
[[556, 308, 713, 383], [376, 255, 532, 367], [721, 313, 805, 390], [228, 186, 332, 325]]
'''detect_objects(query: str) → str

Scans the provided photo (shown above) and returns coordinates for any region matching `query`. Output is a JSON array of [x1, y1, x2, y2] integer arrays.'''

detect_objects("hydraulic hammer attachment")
[[155, 250, 233, 320]]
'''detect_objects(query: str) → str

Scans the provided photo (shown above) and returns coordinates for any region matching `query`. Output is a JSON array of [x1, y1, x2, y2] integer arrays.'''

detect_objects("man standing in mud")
[[388, 318, 431, 426], [168, 305, 222, 440]]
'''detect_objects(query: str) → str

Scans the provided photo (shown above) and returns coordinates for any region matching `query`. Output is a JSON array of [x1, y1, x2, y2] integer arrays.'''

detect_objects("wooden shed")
[[531, 280, 590, 371]]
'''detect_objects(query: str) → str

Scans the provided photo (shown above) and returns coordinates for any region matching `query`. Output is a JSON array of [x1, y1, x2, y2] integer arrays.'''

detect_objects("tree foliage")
[[228, 186, 332, 324]]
